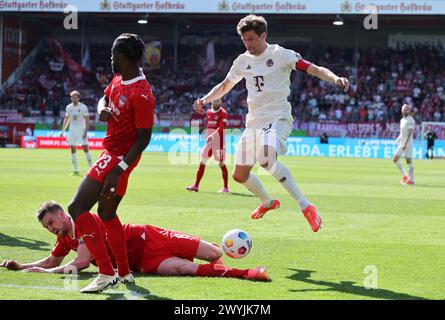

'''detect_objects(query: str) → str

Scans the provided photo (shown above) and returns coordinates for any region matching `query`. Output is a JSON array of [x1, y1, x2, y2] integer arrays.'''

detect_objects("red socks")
[[103, 215, 130, 277], [194, 163, 206, 187], [195, 263, 249, 279], [75, 212, 115, 276], [220, 165, 228, 188]]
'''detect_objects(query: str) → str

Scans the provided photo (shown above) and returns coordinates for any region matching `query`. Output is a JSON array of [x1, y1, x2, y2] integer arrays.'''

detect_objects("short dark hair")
[[112, 33, 146, 62], [237, 14, 267, 36], [36, 201, 64, 221]]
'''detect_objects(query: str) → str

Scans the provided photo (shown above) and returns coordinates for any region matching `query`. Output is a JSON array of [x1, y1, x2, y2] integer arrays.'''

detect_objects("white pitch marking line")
[[0, 284, 146, 299]]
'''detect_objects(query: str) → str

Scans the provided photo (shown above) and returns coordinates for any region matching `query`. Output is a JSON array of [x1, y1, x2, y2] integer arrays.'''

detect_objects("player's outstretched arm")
[[194, 78, 237, 114], [24, 244, 91, 274], [1, 255, 64, 271], [307, 64, 350, 93]]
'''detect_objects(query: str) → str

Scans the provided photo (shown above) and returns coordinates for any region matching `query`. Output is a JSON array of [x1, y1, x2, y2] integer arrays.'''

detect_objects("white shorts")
[[394, 144, 413, 159], [235, 118, 293, 166], [67, 130, 88, 146]]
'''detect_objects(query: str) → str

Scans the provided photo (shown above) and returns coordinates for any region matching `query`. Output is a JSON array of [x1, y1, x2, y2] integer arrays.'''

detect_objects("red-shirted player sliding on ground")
[[65, 34, 155, 293], [186, 99, 229, 193], [0, 201, 269, 283]]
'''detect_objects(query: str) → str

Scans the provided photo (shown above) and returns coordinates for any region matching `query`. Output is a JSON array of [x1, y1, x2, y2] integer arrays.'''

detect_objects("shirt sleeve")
[[133, 91, 155, 129], [407, 118, 415, 129], [226, 56, 244, 84], [281, 48, 312, 72], [51, 240, 71, 258], [104, 76, 116, 97]]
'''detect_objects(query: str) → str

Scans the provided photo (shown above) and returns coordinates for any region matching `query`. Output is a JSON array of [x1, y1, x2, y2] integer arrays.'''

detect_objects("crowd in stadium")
[[1, 41, 444, 127]]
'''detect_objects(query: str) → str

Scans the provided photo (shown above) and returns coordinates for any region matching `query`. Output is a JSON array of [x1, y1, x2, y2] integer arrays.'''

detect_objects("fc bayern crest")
[[266, 59, 274, 67], [119, 95, 127, 107]]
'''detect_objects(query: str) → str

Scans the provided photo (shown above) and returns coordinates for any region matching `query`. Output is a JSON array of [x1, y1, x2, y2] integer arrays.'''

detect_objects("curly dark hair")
[[112, 33, 146, 62]]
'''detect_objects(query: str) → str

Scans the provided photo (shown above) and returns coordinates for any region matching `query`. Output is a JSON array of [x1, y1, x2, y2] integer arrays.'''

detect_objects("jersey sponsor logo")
[[253, 75, 264, 92], [266, 59, 273, 67]]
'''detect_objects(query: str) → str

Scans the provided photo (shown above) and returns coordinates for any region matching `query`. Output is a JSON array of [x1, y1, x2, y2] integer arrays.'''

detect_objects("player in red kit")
[[186, 99, 229, 193], [1, 201, 270, 283], [65, 34, 155, 293]]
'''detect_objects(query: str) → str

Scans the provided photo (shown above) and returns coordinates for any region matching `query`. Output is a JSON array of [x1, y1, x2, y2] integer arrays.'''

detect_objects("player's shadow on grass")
[[73, 273, 171, 300], [413, 184, 445, 189], [104, 282, 172, 300], [287, 269, 427, 300], [0, 233, 50, 252], [224, 192, 255, 198]]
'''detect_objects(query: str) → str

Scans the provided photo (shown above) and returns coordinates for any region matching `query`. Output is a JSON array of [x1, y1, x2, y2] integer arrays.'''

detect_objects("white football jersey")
[[400, 115, 415, 145], [227, 44, 304, 128], [65, 103, 89, 130]]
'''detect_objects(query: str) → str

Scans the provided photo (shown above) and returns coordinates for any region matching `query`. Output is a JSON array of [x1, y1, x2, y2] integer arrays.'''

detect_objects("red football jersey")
[[103, 73, 155, 156], [51, 214, 146, 271], [205, 107, 228, 136]]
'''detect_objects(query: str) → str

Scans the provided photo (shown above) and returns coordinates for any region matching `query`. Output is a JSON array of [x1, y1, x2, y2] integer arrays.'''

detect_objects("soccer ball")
[[221, 229, 252, 259]]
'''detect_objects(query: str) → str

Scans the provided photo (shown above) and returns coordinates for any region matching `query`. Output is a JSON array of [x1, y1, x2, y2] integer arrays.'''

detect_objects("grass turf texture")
[[0, 149, 444, 300]]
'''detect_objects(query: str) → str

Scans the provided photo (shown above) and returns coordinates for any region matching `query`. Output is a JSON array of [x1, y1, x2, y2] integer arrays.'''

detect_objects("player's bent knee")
[[67, 202, 82, 219], [209, 247, 223, 261], [177, 262, 196, 275], [232, 173, 248, 183]]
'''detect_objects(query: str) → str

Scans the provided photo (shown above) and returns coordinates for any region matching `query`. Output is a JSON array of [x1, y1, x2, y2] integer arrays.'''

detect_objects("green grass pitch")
[[0, 149, 444, 300]]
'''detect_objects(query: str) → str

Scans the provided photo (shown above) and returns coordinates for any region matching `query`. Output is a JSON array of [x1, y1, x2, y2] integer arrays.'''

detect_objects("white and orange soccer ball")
[[221, 229, 252, 259]]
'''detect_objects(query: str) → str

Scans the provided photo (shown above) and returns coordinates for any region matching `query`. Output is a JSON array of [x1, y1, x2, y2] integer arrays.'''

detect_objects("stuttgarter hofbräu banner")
[[25, 132, 445, 160], [1, 0, 445, 14]]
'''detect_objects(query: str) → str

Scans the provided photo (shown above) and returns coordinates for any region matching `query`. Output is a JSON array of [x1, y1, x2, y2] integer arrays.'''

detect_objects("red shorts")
[[86, 150, 141, 196], [138, 225, 200, 273], [201, 137, 226, 163]]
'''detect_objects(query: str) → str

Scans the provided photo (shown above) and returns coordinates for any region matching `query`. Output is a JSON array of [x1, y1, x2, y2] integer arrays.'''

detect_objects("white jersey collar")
[[121, 74, 146, 85], [246, 43, 270, 60]]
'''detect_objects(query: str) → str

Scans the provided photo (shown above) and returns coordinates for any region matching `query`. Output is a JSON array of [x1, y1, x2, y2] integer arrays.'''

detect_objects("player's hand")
[[99, 107, 112, 122], [59, 132, 64, 138], [83, 131, 87, 139], [194, 98, 207, 115], [336, 77, 350, 93], [206, 135, 213, 143], [101, 167, 122, 199], [23, 267, 49, 273], [0, 260, 23, 271], [402, 145, 407, 151]]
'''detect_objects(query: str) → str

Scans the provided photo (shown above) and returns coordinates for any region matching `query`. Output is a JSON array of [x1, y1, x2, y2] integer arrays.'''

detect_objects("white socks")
[[395, 160, 407, 177], [408, 163, 414, 180], [71, 153, 78, 172], [242, 173, 273, 206], [85, 152, 93, 167], [267, 162, 310, 210]]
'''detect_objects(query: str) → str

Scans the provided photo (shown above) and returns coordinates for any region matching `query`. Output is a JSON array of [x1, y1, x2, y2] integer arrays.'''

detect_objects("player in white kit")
[[393, 104, 415, 185], [194, 15, 349, 232], [60, 90, 93, 175]]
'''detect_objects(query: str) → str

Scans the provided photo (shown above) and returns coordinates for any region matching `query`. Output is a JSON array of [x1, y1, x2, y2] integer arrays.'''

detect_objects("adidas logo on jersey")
[[246, 65, 252, 70]]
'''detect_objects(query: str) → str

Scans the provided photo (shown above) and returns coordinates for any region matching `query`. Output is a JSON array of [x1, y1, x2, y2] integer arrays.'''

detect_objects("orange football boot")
[[251, 199, 280, 219]]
